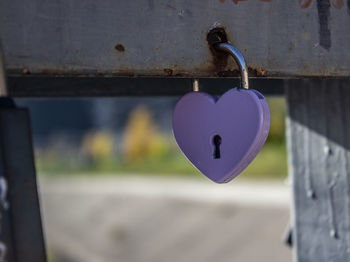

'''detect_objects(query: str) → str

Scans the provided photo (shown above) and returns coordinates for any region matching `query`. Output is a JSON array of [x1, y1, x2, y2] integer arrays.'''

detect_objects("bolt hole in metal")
[[212, 134, 222, 159], [114, 43, 125, 52], [206, 27, 228, 49]]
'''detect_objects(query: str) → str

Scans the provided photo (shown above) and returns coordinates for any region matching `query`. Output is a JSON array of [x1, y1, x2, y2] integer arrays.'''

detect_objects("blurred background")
[[16, 96, 292, 262]]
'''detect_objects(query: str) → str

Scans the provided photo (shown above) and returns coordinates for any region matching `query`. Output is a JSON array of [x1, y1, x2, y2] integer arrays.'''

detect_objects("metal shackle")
[[214, 43, 249, 90]]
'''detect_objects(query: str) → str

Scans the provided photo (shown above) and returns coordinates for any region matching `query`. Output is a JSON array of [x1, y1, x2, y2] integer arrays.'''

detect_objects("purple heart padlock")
[[172, 43, 271, 183]]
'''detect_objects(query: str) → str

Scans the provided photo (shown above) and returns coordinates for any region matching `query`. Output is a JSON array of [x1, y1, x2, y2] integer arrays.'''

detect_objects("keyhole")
[[212, 135, 222, 159]]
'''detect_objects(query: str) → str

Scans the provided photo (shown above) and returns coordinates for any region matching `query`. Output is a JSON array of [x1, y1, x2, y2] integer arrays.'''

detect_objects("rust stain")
[[163, 68, 173, 76], [217, 67, 267, 77], [249, 67, 267, 77], [207, 27, 229, 72], [206, 27, 268, 78], [114, 44, 125, 52], [8, 65, 345, 78]]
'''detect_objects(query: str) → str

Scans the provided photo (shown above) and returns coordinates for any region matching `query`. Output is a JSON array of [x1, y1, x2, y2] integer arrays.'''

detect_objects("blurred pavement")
[[38, 176, 293, 262]]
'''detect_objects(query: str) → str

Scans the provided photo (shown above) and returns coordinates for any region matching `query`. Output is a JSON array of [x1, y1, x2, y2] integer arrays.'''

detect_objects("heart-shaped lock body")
[[173, 42, 271, 183], [173, 88, 270, 183]]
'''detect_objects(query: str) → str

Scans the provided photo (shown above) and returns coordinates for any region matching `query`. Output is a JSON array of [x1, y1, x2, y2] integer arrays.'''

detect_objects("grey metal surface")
[[286, 80, 350, 262], [0, 1, 350, 77], [0, 107, 47, 262]]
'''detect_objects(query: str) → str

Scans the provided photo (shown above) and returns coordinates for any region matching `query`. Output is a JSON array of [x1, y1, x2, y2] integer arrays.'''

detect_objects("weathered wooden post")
[[286, 79, 350, 261]]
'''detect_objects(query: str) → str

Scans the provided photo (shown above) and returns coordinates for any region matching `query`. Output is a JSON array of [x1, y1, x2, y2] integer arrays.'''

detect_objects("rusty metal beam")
[[0, 1, 350, 78]]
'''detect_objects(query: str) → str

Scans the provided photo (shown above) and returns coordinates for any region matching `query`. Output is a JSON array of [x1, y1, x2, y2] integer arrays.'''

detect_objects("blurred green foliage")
[[266, 97, 286, 144], [36, 97, 287, 180]]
